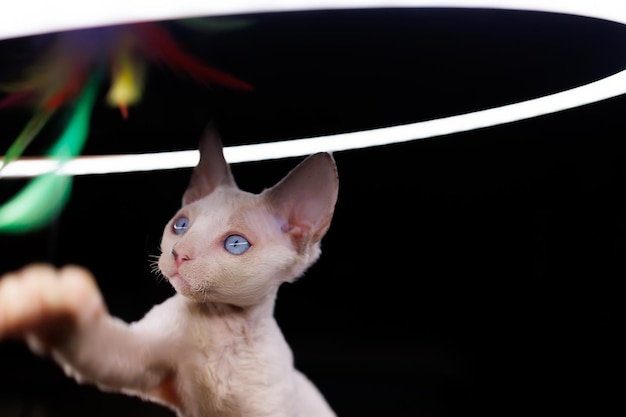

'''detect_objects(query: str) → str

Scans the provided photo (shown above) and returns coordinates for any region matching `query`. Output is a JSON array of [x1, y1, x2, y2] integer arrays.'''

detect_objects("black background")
[[0, 8, 624, 417]]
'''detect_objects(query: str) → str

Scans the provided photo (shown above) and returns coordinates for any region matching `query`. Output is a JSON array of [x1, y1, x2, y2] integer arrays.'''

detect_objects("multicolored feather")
[[1, 20, 253, 233], [0, 71, 100, 233]]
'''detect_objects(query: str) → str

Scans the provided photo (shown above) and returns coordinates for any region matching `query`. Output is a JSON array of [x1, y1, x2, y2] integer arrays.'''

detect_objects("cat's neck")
[[182, 289, 279, 327]]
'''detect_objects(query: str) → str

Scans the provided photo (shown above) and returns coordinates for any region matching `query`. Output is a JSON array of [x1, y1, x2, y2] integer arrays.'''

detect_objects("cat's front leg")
[[0, 264, 104, 350], [0, 264, 172, 396]]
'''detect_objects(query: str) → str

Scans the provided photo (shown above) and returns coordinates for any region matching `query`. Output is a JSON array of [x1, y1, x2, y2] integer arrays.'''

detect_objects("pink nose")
[[172, 248, 190, 268]]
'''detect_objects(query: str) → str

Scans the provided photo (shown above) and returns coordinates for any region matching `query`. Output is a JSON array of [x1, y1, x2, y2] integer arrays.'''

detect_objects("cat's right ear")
[[266, 152, 339, 251], [182, 123, 237, 206]]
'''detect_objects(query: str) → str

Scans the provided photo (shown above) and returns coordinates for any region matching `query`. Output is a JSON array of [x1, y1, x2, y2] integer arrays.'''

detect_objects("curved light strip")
[[1, 0, 626, 177], [3, 66, 626, 178], [1, 1, 626, 41]]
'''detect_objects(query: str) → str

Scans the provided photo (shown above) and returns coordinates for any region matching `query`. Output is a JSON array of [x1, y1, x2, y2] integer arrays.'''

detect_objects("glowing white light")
[[1, 1, 626, 177], [1, 1, 626, 41], [3, 65, 626, 178]]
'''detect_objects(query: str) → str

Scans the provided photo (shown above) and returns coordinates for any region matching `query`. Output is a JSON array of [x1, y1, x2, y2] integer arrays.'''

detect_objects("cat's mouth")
[[169, 273, 190, 290]]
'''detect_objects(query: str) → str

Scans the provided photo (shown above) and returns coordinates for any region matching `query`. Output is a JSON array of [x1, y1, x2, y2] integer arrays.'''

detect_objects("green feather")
[[0, 109, 54, 174], [0, 72, 100, 234]]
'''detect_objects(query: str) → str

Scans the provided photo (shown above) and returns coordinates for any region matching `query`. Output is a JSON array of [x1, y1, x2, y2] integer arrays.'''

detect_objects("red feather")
[[134, 23, 253, 92]]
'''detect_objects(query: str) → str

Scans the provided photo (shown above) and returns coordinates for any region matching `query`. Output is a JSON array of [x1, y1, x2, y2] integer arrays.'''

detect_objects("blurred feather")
[[0, 109, 53, 173], [0, 72, 99, 234], [106, 35, 145, 118], [135, 23, 253, 91], [1, 21, 252, 232], [0, 172, 72, 233]]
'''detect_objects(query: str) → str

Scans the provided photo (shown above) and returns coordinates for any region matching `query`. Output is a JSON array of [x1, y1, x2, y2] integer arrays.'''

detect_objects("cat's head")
[[158, 124, 338, 306]]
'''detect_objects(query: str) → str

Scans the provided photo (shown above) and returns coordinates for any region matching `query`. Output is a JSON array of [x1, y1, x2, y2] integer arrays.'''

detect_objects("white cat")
[[0, 123, 338, 417]]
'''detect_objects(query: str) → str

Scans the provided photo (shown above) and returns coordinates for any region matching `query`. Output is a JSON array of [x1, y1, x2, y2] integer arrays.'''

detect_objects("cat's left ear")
[[266, 153, 339, 249], [182, 123, 237, 206]]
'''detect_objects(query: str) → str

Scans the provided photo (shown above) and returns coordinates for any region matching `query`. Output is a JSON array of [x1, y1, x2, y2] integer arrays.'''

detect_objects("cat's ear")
[[266, 153, 339, 250], [182, 123, 237, 206]]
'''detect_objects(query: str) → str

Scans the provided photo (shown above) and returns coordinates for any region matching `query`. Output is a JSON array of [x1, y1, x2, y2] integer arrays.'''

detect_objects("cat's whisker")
[[146, 254, 169, 285]]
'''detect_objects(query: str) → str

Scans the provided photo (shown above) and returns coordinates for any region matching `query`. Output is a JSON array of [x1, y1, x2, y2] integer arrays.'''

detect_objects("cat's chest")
[[162, 298, 295, 416]]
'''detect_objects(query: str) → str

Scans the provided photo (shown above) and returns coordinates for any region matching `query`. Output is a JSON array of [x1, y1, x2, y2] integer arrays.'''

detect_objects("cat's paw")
[[0, 264, 105, 348]]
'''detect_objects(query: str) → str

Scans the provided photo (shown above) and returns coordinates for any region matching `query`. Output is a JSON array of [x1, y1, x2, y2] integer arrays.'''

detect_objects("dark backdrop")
[[0, 8, 623, 417]]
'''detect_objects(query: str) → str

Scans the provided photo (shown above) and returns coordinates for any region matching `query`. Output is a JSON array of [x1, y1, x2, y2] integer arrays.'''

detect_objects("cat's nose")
[[172, 248, 190, 268]]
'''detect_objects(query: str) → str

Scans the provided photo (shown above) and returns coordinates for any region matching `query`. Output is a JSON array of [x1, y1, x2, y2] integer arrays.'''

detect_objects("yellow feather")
[[106, 40, 145, 118]]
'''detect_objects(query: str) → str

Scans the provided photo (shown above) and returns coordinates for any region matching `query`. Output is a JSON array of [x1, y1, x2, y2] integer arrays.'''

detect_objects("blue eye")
[[173, 216, 189, 235], [224, 234, 250, 255]]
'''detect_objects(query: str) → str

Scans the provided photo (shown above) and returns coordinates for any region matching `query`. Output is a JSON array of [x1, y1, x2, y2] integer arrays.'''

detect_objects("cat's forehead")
[[178, 189, 279, 238], [180, 188, 262, 220], [191, 187, 255, 206]]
